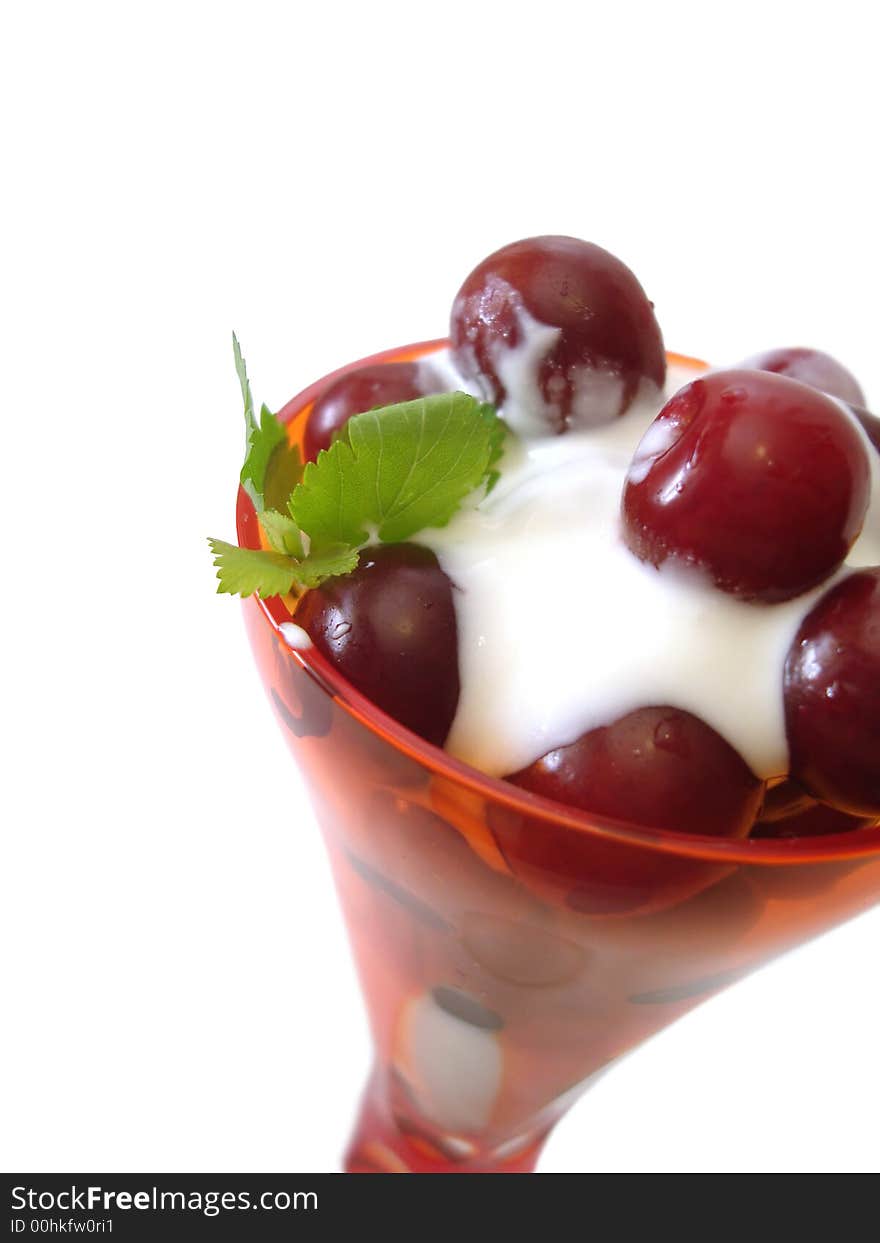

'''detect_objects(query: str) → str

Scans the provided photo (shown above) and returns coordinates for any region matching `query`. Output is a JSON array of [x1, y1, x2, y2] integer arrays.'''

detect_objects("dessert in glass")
[[216, 236, 880, 1173]]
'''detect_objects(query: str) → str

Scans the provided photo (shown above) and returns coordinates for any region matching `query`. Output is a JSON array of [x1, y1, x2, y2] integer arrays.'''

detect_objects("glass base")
[[344, 1067, 549, 1173]]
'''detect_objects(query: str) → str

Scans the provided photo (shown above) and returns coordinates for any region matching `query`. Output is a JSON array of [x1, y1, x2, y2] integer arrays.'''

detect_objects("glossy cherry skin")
[[493, 708, 763, 917], [784, 567, 880, 816], [303, 361, 443, 462], [508, 706, 763, 838], [622, 369, 871, 603], [741, 347, 866, 407], [450, 235, 665, 435], [295, 543, 459, 747]]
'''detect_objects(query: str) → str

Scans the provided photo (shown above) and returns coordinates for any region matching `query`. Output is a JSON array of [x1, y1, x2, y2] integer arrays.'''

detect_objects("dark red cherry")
[[741, 347, 866, 407], [784, 567, 880, 816], [450, 235, 665, 436], [303, 361, 442, 462], [622, 369, 871, 602], [508, 706, 762, 837], [493, 708, 763, 916], [295, 543, 459, 747]]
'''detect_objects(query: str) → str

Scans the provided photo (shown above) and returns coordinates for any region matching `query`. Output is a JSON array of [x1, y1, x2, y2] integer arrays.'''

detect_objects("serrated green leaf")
[[233, 337, 300, 512], [259, 510, 305, 557], [240, 403, 287, 512], [209, 535, 359, 598], [208, 538, 300, 598], [212, 366, 510, 603], [290, 392, 502, 548], [291, 544, 359, 588]]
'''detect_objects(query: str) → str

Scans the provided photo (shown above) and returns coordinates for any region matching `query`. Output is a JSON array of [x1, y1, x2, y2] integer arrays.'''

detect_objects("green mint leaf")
[[209, 538, 301, 598], [290, 392, 502, 548], [209, 534, 358, 598], [259, 510, 305, 558], [213, 373, 510, 601], [289, 544, 359, 589], [240, 402, 286, 512], [233, 335, 301, 511]]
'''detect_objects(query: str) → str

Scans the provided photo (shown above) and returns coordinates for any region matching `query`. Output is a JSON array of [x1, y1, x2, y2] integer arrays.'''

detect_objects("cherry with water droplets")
[[622, 369, 871, 602], [508, 706, 762, 837], [493, 707, 763, 916], [450, 235, 665, 436], [296, 543, 459, 747], [784, 566, 880, 817]]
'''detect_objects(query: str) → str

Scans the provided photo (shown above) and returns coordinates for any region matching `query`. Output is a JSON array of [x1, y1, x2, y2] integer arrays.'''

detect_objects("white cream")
[[451, 280, 654, 437], [279, 621, 313, 651], [420, 354, 878, 781], [417, 352, 482, 399], [490, 302, 564, 436]]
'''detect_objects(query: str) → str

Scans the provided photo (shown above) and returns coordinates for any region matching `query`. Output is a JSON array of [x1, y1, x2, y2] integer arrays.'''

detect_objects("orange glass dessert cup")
[[236, 341, 880, 1174]]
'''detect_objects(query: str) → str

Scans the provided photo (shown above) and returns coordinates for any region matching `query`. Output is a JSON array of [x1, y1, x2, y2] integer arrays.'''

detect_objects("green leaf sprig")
[[234, 334, 294, 512], [209, 340, 508, 598]]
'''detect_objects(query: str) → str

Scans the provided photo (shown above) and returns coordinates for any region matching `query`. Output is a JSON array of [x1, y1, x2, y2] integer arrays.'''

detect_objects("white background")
[[3, 0, 879, 1174]]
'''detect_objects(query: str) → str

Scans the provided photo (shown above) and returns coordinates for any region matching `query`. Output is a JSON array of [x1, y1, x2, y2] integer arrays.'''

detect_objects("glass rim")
[[236, 337, 880, 868]]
